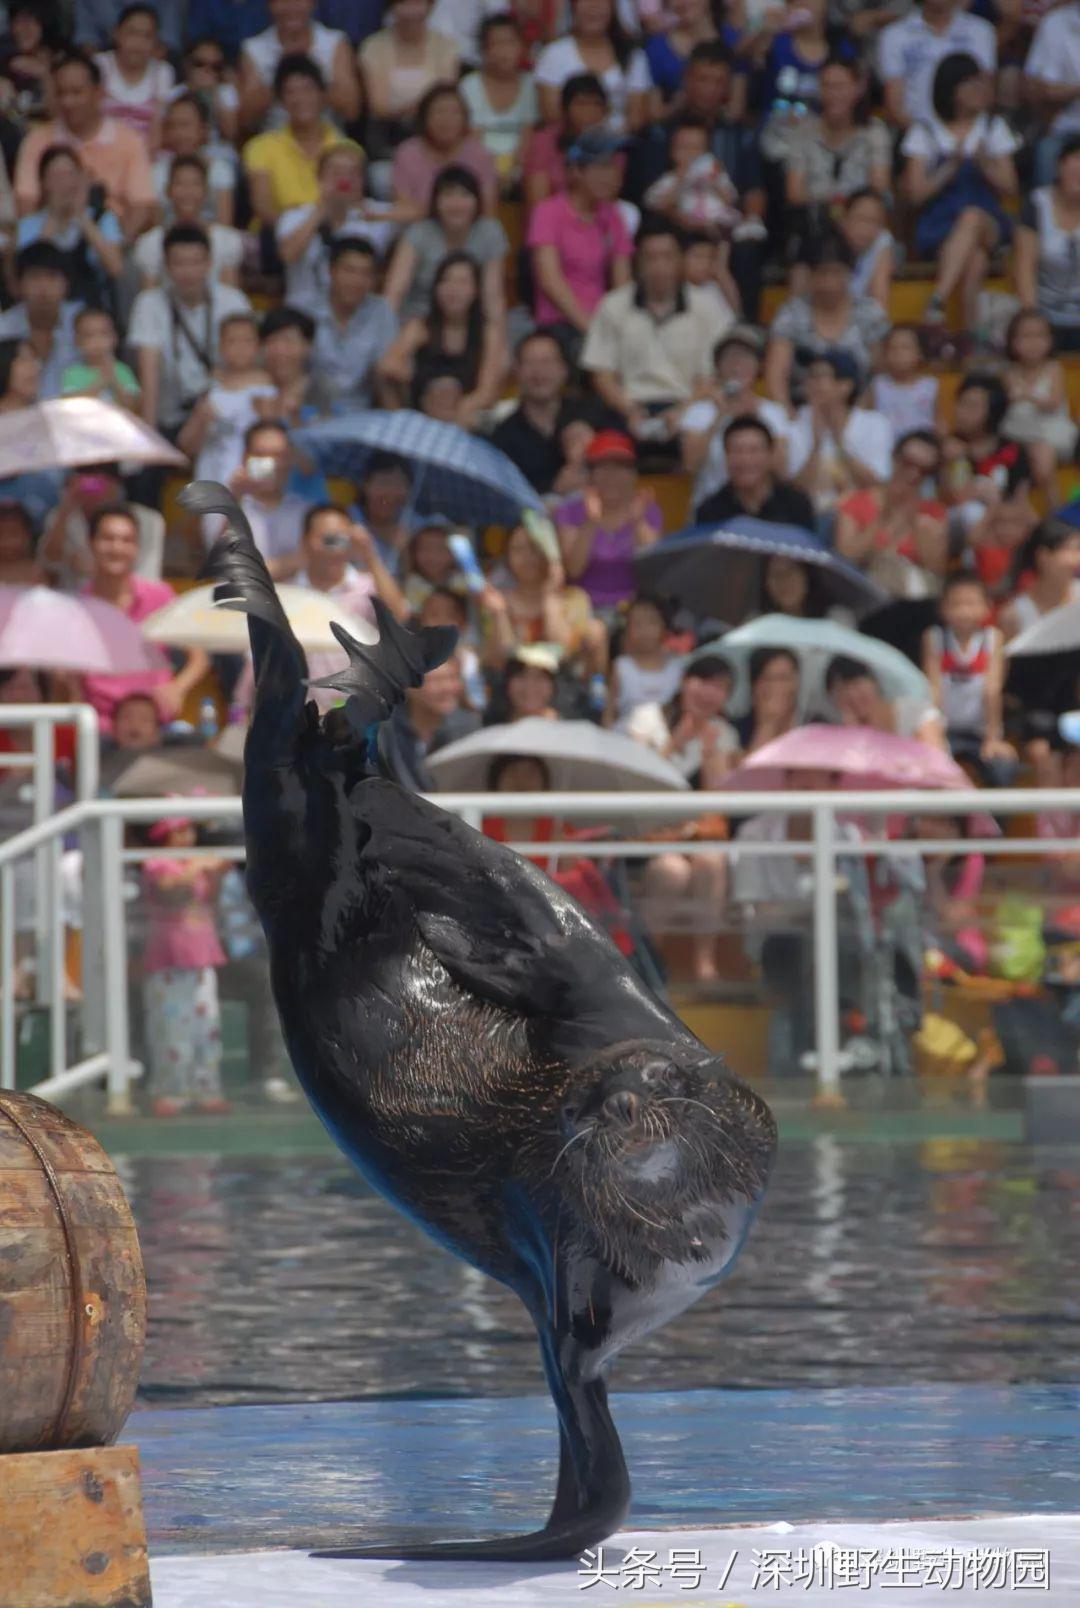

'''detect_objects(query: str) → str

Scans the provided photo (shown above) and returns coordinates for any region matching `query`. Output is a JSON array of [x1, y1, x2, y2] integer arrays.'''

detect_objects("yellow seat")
[[641, 472, 691, 534]]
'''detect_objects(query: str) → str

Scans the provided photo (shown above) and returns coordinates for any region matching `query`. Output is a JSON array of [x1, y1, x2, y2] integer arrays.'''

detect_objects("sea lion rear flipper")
[[311, 1336, 629, 1562], [308, 602, 456, 733]]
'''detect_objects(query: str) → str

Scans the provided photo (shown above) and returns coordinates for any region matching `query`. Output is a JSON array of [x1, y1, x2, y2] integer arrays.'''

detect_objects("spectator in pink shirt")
[[522, 72, 614, 214], [391, 81, 499, 216], [14, 51, 156, 242], [76, 504, 209, 734], [527, 128, 633, 356]]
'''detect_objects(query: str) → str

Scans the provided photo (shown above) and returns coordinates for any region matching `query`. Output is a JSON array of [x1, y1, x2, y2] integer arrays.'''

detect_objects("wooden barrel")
[[0, 1092, 146, 1452]]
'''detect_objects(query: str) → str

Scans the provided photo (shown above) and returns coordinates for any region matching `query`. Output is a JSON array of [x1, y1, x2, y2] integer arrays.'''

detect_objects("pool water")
[[118, 1134, 1080, 1550], [127, 1138, 1080, 1408]]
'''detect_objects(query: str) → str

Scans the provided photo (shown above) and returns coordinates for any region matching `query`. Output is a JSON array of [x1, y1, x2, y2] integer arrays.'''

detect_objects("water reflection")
[[130, 1140, 1080, 1408]]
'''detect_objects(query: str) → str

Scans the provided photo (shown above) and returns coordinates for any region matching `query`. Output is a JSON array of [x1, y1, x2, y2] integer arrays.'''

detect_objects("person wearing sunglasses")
[[834, 428, 949, 596]]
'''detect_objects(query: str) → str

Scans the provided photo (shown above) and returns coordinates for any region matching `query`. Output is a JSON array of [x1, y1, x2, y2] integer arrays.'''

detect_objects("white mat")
[[152, 1514, 1079, 1607]]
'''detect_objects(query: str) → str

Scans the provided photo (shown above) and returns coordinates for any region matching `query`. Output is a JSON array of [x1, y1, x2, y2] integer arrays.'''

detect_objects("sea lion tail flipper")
[[307, 598, 457, 733], [310, 1343, 630, 1562], [185, 479, 309, 748], [187, 479, 299, 642]]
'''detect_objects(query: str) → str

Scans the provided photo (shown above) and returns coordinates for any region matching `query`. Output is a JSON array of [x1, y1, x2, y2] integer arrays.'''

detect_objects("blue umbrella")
[[293, 410, 544, 530], [633, 515, 886, 624]]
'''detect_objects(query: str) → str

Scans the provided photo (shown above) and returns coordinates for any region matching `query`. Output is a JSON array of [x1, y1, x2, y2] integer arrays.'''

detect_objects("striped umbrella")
[[294, 410, 544, 529], [634, 515, 886, 624]]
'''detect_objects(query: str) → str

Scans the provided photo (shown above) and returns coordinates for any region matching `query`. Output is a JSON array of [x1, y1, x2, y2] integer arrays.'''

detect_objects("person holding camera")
[[230, 503, 409, 719], [39, 461, 165, 590], [128, 222, 252, 437], [679, 325, 792, 517], [14, 51, 155, 243], [276, 143, 402, 315], [223, 418, 312, 580], [13, 145, 124, 308]]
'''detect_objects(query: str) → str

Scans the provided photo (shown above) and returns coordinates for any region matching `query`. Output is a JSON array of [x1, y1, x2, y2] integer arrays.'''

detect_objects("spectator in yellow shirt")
[[243, 54, 362, 226]]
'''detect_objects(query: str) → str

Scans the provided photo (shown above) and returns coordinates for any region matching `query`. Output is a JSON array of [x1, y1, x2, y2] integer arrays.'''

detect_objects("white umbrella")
[[701, 614, 931, 718], [1005, 599, 1080, 657], [426, 718, 690, 793], [142, 582, 378, 654], [0, 397, 186, 477]]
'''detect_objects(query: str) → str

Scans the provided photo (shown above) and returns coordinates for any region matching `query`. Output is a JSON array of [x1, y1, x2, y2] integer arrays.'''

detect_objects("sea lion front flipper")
[[310, 1343, 630, 1562]]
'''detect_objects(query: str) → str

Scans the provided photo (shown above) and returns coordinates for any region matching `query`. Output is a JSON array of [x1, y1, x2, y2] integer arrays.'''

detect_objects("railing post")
[[100, 813, 134, 1116], [32, 716, 53, 996], [72, 704, 100, 805], [80, 817, 106, 1059], [1, 865, 14, 1091], [812, 804, 843, 1106]]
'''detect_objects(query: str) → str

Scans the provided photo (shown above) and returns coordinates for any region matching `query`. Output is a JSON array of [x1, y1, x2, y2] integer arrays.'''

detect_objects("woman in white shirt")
[[237, 0, 360, 135], [535, 0, 652, 136], [900, 52, 1019, 332], [95, 3, 175, 148]]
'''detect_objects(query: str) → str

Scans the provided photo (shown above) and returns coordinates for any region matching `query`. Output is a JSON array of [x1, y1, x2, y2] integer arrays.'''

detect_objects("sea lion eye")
[[639, 1060, 670, 1088]]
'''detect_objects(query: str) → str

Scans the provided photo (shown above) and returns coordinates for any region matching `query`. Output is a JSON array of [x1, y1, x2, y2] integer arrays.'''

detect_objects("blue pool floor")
[[133, 1384, 1080, 1555]]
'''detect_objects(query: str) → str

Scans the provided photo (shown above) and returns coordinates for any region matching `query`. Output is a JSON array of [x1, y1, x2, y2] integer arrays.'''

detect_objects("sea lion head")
[[548, 1041, 775, 1290]]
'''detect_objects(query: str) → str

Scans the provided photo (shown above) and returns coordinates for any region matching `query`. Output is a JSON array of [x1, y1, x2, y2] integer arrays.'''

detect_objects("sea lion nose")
[[603, 1090, 640, 1126]]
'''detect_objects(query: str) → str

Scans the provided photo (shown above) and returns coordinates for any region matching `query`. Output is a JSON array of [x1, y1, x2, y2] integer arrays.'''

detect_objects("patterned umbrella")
[[634, 515, 886, 624], [293, 410, 544, 528]]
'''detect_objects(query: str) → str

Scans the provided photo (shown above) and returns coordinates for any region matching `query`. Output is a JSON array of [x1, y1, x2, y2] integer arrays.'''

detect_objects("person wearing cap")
[[580, 219, 735, 455], [680, 325, 793, 516], [526, 127, 633, 354], [490, 644, 563, 724], [555, 430, 662, 613], [786, 350, 894, 518]]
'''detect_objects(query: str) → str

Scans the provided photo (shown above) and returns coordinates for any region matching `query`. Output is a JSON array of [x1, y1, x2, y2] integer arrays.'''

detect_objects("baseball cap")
[[715, 323, 765, 359], [585, 430, 637, 465], [565, 128, 626, 166]]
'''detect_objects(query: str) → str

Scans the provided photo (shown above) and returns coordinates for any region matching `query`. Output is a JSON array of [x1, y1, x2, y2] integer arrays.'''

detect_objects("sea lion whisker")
[[549, 1126, 593, 1178], [658, 1096, 723, 1124], [611, 1184, 668, 1233]]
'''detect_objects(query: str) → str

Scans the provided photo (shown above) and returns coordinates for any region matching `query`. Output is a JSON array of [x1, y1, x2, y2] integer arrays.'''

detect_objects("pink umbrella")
[[0, 586, 163, 674], [723, 723, 971, 791]]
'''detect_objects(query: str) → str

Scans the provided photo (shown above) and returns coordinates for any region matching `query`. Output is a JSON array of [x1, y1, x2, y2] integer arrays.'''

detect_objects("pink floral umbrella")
[[723, 723, 971, 792], [0, 397, 185, 477], [0, 586, 163, 674]]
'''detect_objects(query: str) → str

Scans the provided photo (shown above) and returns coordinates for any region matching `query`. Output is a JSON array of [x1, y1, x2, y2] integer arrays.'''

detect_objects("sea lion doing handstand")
[[189, 479, 777, 1562]]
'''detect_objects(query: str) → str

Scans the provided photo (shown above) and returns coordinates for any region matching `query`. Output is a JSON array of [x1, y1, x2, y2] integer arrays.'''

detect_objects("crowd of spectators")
[[2, 0, 1080, 1100]]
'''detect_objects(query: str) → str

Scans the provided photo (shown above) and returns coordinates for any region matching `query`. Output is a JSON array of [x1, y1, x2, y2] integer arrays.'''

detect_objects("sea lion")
[[188, 480, 777, 1562]]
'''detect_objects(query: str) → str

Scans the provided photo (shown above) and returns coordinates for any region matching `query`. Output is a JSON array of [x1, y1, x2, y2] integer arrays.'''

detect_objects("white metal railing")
[[1, 784, 1079, 1110]]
